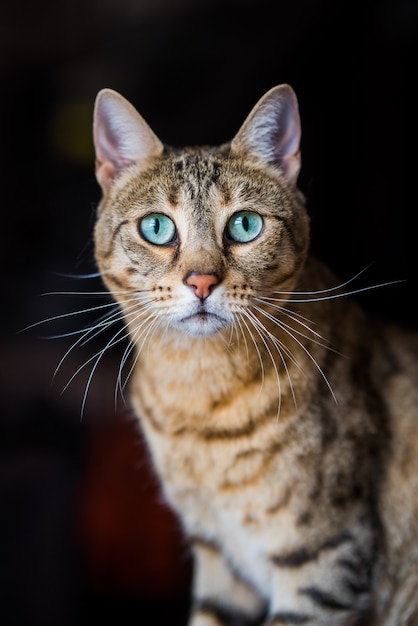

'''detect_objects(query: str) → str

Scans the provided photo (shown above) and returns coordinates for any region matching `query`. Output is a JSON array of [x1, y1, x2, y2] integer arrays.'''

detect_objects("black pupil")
[[242, 215, 249, 231], [154, 218, 160, 234]]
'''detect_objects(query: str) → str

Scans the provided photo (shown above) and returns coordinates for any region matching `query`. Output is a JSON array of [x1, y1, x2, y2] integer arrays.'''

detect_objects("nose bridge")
[[181, 240, 224, 279]]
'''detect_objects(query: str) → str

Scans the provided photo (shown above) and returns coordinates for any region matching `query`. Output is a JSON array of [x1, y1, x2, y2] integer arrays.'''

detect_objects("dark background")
[[1, 0, 417, 624]]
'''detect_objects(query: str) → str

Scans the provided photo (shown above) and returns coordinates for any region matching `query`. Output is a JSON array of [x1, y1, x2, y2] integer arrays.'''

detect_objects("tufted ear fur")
[[93, 88, 164, 191], [231, 84, 301, 186]]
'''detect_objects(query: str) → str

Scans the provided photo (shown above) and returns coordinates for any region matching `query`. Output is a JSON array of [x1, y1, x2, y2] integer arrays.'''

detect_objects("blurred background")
[[1, 0, 417, 624]]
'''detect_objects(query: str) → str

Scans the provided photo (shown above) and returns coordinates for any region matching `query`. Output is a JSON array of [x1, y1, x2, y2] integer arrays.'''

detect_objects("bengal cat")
[[91, 83, 418, 625]]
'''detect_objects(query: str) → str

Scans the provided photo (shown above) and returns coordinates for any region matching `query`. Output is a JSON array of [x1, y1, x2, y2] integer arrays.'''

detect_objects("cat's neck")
[[128, 307, 322, 435]]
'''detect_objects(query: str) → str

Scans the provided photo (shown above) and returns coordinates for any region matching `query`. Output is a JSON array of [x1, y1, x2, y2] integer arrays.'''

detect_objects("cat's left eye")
[[226, 211, 264, 243], [139, 213, 177, 245]]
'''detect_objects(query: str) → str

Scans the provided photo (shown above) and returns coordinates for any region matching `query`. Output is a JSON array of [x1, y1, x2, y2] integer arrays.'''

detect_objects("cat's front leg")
[[189, 538, 267, 626], [266, 559, 373, 626]]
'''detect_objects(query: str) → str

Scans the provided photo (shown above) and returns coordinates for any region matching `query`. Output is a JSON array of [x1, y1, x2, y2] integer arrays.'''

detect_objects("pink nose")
[[185, 273, 219, 301]]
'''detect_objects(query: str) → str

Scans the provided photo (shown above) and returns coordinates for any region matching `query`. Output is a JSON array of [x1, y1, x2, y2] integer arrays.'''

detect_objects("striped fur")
[[92, 85, 418, 625]]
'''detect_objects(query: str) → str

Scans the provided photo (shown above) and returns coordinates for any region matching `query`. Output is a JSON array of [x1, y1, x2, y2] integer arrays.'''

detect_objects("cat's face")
[[93, 85, 310, 339]]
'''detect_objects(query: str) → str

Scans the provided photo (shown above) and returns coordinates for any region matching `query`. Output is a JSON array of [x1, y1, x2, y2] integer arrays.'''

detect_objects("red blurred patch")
[[79, 413, 192, 599]]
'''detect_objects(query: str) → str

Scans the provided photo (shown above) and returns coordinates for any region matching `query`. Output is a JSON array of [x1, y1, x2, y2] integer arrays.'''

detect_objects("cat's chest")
[[161, 452, 301, 596], [137, 397, 307, 569]]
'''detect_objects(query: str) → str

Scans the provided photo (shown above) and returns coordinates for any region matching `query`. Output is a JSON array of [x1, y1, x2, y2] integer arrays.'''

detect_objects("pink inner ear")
[[276, 101, 301, 160], [93, 89, 164, 191], [271, 97, 301, 183], [94, 104, 133, 176], [94, 112, 127, 189]]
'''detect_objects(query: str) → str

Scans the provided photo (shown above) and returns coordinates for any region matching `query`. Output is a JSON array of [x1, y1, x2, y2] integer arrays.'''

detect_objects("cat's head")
[[92, 85, 310, 339]]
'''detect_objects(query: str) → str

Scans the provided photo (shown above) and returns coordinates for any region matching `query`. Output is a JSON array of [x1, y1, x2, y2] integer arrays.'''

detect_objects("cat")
[[91, 83, 418, 625]]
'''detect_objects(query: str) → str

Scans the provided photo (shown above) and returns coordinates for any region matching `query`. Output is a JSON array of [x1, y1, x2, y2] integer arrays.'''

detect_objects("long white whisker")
[[232, 315, 246, 356], [41, 290, 153, 298], [117, 313, 166, 408], [249, 309, 302, 372], [60, 323, 129, 395], [52, 271, 104, 279], [52, 297, 150, 381], [253, 303, 339, 355], [255, 305, 337, 404], [19, 300, 120, 334], [237, 312, 265, 396], [265, 280, 404, 304], [255, 300, 322, 335], [246, 307, 301, 414], [52, 317, 117, 382], [267, 264, 394, 295], [239, 308, 283, 419], [116, 307, 159, 403], [76, 323, 132, 419]]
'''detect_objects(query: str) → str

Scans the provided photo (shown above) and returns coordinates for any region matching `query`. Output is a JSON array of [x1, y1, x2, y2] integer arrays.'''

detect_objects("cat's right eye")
[[139, 213, 177, 246]]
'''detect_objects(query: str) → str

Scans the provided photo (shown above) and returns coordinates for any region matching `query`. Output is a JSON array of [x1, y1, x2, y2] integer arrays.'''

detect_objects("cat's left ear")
[[231, 84, 301, 185], [93, 88, 164, 191]]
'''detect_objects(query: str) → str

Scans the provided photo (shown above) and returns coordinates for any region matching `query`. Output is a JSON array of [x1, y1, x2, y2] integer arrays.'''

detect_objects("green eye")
[[226, 211, 263, 243], [139, 213, 176, 245]]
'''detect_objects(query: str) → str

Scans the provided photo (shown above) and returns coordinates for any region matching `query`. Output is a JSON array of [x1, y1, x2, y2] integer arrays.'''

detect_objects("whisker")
[[249, 310, 303, 373], [52, 297, 151, 377], [40, 289, 153, 298], [44, 316, 118, 340], [254, 305, 337, 404], [276, 267, 375, 295], [18, 300, 120, 334], [253, 302, 340, 355], [52, 271, 104, 280], [265, 280, 404, 304], [227, 321, 235, 349], [257, 301, 322, 334], [117, 313, 166, 408], [116, 307, 159, 402], [52, 310, 122, 386], [237, 312, 265, 397], [64, 321, 132, 419], [239, 308, 285, 417], [231, 316, 245, 355], [244, 308, 298, 415]]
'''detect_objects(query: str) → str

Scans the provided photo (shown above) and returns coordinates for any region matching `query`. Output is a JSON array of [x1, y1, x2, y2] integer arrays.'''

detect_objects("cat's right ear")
[[93, 89, 164, 191]]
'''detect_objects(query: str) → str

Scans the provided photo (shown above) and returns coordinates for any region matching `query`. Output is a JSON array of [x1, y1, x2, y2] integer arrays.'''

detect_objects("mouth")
[[178, 310, 229, 337]]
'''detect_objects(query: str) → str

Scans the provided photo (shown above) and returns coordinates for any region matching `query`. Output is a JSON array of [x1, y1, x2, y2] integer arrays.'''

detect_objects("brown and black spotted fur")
[[92, 84, 418, 625]]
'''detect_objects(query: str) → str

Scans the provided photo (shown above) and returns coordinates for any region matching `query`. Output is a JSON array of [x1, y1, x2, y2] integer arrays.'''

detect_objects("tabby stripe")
[[220, 443, 285, 490], [267, 611, 312, 625], [102, 219, 129, 259], [337, 555, 368, 576], [141, 400, 165, 432], [346, 579, 370, 595], [172, 400, 277, 441], [106, 273, 128, 289], [265, 488, 291, 514], [271, 531, 353, 568], [273, 215, 300, 254], [337, 556, 372, 595], [193, 599, 261, 626], [143, 396, 283, 440], [262, 262, 297, 286], [299, 586, 352, 611], [187, 399, 285, 441]]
